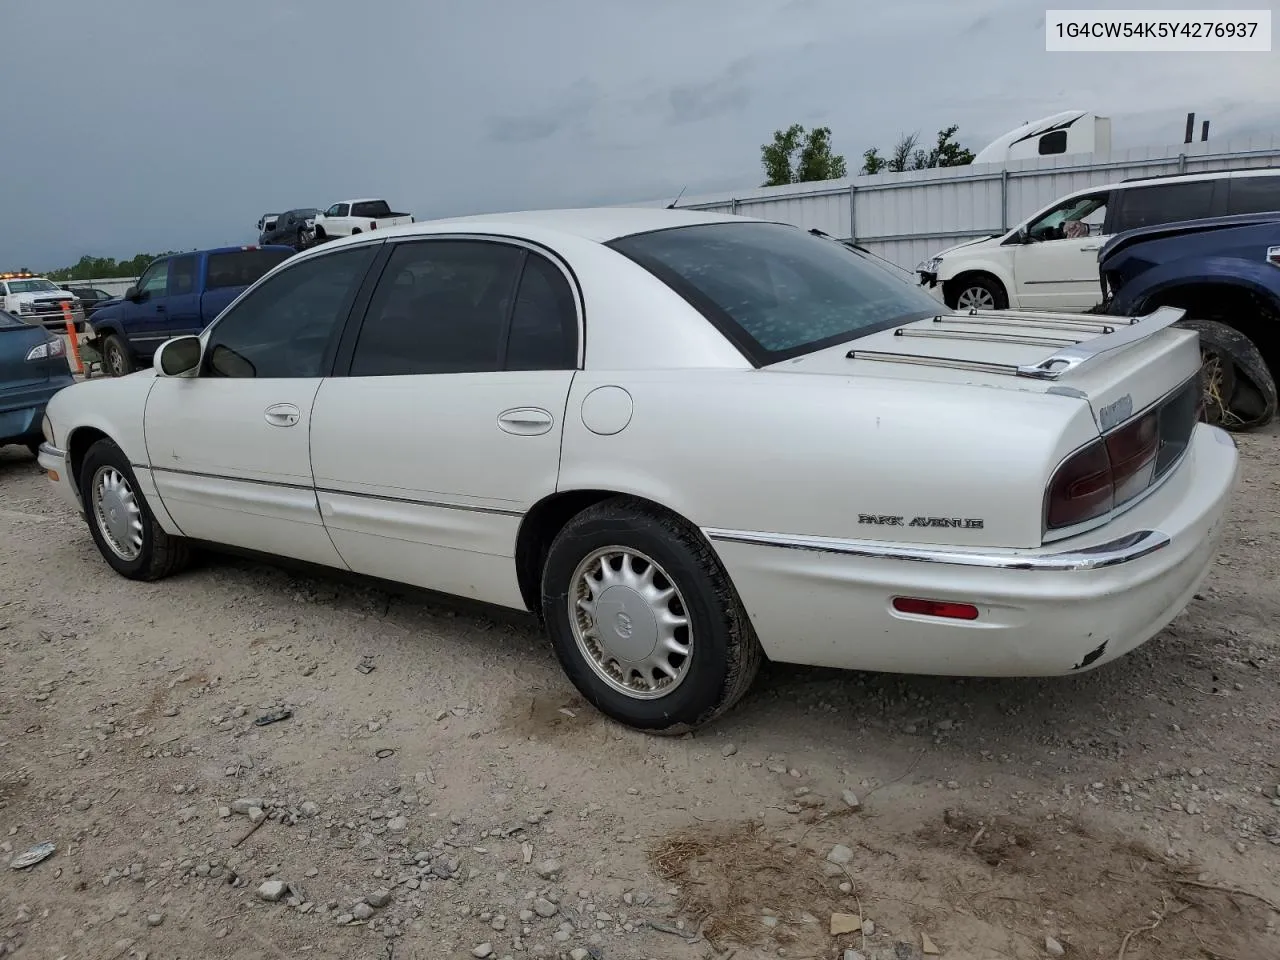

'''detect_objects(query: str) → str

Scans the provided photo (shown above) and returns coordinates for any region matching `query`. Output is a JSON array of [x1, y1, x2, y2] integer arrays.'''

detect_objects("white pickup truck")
[[312, 199, 414, 241]]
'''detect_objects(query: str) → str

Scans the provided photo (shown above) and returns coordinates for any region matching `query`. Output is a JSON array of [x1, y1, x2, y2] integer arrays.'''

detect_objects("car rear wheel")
[[79, 438, 190, 580], [540, 496, 763, 734], [103, 335, 134, 377]]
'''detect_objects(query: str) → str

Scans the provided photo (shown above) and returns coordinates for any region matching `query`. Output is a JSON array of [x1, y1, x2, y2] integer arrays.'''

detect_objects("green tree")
[[760, 124, 847, 186], [46, 252, 181, 281], [860, 125, 975, 174]]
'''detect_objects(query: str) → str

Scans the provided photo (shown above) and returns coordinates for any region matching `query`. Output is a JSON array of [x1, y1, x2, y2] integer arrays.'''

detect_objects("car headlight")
[[42, 414, 54, 446], [916, 257, 942, 274], [19, 301, 33, 312]]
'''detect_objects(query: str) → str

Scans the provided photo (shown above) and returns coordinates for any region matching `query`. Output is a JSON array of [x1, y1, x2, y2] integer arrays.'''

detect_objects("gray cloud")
[[3, 0, 1274, 270]]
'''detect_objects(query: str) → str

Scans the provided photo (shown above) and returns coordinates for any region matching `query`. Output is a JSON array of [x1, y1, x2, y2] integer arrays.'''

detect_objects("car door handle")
[[155, 304, 166, 312], [497, 407, 554, 436], [1079, 244, 1101, 252], [264, 403, 300, 427]]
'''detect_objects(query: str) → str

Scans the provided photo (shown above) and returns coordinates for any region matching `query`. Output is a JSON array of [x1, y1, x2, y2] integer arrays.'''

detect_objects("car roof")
[[349, 206, 752, 245], [1057, 165, 1279, 202]]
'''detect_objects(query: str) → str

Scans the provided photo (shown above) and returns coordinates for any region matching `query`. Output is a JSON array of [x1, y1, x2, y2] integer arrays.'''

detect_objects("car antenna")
[[666, 185, 687, 209]]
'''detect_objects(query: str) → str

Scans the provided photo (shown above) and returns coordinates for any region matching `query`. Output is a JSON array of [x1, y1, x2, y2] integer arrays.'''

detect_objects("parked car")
[[918, 167, 1280, 312], [36, 209, 1238, 733], [1096, 211, 1280, 431], [1, 309, 74, 456], [62, 285, 118, 324], [0, 272, 81, 330], [257, 213, 280, 234], [312, 199, 414, 241], [259, 208, 320, 250], [86, 245, 295, 377]]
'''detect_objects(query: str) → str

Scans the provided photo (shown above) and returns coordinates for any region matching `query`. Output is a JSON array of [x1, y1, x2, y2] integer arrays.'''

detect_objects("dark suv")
[[259, 208, 320, 250]]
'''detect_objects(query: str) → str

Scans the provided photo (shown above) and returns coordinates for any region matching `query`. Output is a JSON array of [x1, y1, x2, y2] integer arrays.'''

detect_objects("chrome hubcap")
[[570, 547, 692, 700], [957, 286, 995, 310], [92, 466, 143, 561], [108, 343, 126, 376]]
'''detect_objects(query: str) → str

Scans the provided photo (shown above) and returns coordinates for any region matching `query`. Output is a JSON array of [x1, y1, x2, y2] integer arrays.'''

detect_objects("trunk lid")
[[770, 306, 1199, 432]]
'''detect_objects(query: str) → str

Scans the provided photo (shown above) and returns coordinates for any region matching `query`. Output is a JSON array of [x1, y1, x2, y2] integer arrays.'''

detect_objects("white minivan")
[[917, 167, 1280, 312]]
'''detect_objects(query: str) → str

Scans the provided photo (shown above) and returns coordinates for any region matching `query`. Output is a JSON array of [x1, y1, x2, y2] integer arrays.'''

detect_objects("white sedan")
[[37, 208, 1238, 733]]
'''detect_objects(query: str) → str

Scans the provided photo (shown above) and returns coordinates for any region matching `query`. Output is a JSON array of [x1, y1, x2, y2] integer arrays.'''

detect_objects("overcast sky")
[[5, 0, 1276, 270]]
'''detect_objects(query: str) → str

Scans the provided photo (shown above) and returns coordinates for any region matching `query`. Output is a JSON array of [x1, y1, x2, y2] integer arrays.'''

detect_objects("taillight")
[[25, 338, 66, 362], [1046, 438, 1113, 529], [1045, 377, 1199, 534], [1106, 411, 1158, 503]]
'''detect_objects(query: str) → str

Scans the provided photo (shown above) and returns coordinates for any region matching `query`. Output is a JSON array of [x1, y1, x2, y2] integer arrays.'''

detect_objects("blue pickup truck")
[[88, 245, 295, 376], [1098, 211, 1280, 431]]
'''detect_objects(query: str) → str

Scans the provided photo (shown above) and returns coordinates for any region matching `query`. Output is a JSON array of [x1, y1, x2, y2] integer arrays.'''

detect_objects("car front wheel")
[[79, 438, 190, 580], [540, 496, 763, 734], [102, 335, 134, 377]]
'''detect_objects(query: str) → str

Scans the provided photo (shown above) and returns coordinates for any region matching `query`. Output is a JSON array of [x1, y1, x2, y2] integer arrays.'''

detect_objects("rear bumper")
[[0, 377, 74, 444], [705, 424, 1237, 677]]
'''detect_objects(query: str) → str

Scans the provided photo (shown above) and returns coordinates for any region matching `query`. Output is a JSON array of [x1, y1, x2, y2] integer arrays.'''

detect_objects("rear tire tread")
[[541, 495, 763, 735]]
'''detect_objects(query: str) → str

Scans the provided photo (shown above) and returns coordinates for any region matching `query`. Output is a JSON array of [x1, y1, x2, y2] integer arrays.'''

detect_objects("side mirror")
[[155, 336, 202, 378], [125, 286, 140, 301]]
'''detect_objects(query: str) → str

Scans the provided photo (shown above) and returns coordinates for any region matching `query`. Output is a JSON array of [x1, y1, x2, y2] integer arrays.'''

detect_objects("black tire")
[[540, 496, 763, 734], [1179, 318, 1278, 431], [102, 334, 134, 377], [78, 438, 190, 581], [946, 274, 1008, 312]]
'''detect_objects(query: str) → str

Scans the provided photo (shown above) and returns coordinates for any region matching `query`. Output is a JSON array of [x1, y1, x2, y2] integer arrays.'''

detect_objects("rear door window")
[[1226, 175, 1280, 215], [1114, 181, 1216, 231], [206, 249, 294, 291]]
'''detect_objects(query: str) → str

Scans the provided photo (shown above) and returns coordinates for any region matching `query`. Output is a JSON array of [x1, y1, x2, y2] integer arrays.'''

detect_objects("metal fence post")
[[731, 198, 740, 215], [1000, 169, 1009, 232], [848, 183, 857, 242], [1177, 153, 1187, 174]]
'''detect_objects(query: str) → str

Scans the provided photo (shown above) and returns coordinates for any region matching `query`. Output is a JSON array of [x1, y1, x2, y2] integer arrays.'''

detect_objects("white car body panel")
[[309, 371, 575, 607], [37, 207, 1239, 683], [143, 376, 346, 568]]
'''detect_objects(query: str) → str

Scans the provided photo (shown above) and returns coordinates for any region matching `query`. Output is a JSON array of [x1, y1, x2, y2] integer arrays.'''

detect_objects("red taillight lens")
[[1046, 438, 1113, 529], [1106, 411, 1158, 503], [892, 597, 980, 620]]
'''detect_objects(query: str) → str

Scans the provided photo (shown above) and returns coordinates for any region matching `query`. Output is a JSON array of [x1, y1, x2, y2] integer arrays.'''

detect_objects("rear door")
[[309, 236, 581, 609]]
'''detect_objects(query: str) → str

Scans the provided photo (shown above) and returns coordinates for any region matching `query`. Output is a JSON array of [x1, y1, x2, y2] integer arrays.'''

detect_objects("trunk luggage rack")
[[847, 306, 1186, 381]]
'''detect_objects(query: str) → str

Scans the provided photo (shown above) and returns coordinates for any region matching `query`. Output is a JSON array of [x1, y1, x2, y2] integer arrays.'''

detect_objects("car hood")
[[932, 234, 1002, 258]]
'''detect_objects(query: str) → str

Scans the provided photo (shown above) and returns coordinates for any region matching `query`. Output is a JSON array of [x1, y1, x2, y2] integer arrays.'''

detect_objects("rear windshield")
[[206, 249, 294, 291], [0, 309, 26, 329], [609, 221, 940, 365], [352, 200, 391, 218]]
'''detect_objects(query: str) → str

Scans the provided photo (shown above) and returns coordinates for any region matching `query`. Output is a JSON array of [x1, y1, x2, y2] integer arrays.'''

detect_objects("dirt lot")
[[2, 432, 1279, 960]]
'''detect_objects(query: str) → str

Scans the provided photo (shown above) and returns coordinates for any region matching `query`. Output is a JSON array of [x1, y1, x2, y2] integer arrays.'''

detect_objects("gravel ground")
[[1, 430, 1279, 960]]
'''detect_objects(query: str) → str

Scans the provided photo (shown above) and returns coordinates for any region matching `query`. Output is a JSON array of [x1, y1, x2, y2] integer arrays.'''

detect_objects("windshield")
[[609, 221, 941, 365], [7, 278, 59, 293]]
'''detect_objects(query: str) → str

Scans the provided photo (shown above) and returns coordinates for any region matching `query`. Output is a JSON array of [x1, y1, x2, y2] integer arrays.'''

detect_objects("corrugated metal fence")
[[635, 135, 1280, 270]]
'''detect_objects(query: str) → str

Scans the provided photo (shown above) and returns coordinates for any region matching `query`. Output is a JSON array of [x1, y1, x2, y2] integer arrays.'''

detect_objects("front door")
[[1011, 191, 1111, 311], [143, 243, 380, 566], [123, 257, 173, 350], [309, 237, 581, 610]]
